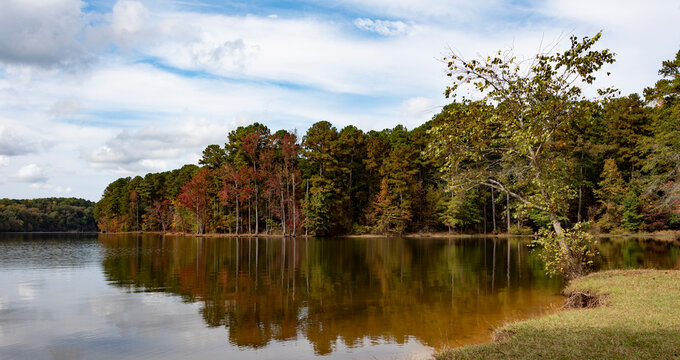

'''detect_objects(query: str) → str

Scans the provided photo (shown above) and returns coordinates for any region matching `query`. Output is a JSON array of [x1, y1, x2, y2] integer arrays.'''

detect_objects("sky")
[[1, 0, 679, 201]]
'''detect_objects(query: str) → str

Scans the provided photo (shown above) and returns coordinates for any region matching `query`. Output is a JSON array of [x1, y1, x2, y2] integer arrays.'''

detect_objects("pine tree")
[[594, 159, 627, 231]]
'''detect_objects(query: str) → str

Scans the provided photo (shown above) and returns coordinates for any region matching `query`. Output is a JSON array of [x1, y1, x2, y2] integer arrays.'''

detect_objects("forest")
[[95, 42, 680, 238], [0, 198, 97, 232]]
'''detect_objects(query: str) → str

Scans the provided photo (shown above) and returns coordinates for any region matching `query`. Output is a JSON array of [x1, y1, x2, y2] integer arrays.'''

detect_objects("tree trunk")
[[550, 213, 564, 235], [255, 189, 259, 237], [506, 191, 511, 232], [292, 172, 297, 236], [483, 201, 487, 234], [578, 183, 582, 223], [235, 182, 239, 237], [286, 174, 292, 236], [578, 149, 584, 223], [196, 205, 200, 234], [305, 179, 309, 237], [265, 192, 272, 235], [491, 187, 497, 233], [254, 163, 259, 236], [281, 185, 286, 236], [549, 212, 570, 260]]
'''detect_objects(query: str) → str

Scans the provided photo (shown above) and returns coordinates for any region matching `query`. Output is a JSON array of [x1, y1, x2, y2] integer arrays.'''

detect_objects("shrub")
[[508, 225, 533, 235], [533, 223, 599, 279], [350, 223, 372, 235]]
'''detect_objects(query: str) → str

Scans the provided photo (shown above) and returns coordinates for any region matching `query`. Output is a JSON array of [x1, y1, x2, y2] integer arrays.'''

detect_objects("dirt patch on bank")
[[488, 290, 607, 345], [561, 290, 608, 309], [491, 329, 515, 343]]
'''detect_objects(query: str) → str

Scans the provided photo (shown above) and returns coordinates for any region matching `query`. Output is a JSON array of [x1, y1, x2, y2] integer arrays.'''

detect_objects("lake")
[[1, 234, 678, 359]]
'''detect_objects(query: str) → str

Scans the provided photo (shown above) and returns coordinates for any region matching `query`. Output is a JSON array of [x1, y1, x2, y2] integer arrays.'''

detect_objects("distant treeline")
[[0, 198, 97, 232], [95, 50, 680, 236]]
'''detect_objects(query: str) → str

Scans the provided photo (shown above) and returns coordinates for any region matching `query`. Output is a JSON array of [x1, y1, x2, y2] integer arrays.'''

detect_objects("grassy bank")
[[436, 270, 680, 360]]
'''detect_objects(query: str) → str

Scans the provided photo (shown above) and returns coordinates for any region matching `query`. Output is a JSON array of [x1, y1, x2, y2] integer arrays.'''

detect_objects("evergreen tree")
[[594, 159, 627, 231]]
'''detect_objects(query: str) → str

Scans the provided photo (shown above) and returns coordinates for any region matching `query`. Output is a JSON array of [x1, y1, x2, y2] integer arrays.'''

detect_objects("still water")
[[1, 234, 678, 360]]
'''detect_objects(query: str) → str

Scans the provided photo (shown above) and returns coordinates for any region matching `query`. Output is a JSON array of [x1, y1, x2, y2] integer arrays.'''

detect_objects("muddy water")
[[0, 234, 677, 359]]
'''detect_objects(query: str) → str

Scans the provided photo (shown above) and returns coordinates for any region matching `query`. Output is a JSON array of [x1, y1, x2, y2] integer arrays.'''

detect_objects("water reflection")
[[99, 235, 565, 353], [1, 235, 678, 359], [0, 233, 100, 270], [598, 237, 680, 269]]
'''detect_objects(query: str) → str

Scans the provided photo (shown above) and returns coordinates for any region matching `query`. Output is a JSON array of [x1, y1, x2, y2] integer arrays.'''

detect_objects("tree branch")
[[480, 179, 548, 212]]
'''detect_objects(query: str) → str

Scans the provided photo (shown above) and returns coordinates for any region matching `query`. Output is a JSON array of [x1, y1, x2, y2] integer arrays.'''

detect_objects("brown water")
[[0, 234, 678, 360]]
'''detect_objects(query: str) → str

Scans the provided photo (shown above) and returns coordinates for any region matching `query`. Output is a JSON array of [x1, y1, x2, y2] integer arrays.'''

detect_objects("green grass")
[[435, 270, 680, 360]]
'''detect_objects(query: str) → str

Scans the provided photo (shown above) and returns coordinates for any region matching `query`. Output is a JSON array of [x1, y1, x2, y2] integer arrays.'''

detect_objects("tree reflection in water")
[[99, 234, 677, 355]]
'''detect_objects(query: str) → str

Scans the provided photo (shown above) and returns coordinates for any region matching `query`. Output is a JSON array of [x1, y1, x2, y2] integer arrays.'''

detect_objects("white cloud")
[[84, 0, 155, 51], [139, 159, 167, 171], [48, 99, 81, 116], [111, 0, 149, 36], [189, 37, 258, 72], [0, 0, 87, 68], [336, 0, 512, 24], [10, 164, 47, 183], [86, 116, 233, 174], [28, 183, 72, 193], [0, 125, 46, 156], [354, 18, 410, 36], [134, 13, 440, 95], [0, 155, 8, 168], [402, 97, 434, 117], [399, 96, 438, 129]]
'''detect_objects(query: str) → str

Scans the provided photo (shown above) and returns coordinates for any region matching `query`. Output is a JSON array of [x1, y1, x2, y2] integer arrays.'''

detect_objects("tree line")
[[95, 44, 680, 237], [0, 198, 97, 232]]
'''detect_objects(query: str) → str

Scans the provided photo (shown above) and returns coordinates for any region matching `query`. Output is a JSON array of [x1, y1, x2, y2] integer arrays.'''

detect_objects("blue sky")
[[1, 0, 679, 201]]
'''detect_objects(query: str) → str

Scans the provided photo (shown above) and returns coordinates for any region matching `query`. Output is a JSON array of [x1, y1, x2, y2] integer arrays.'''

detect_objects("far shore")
[[95, 230, 680, 241]]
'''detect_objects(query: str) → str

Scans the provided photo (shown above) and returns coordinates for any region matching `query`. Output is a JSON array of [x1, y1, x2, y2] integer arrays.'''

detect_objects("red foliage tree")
[[178, 168, 211, 234], [151, 199, 173, 232]]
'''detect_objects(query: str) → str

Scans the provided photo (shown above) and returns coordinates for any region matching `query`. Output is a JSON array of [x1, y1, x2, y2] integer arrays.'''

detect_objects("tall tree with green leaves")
[[594, 158, 627, 231], [432, 33, 615, 238], [642, 51, 680, 222], [302, 121, 341, 233], [599, 94, 651, 180]]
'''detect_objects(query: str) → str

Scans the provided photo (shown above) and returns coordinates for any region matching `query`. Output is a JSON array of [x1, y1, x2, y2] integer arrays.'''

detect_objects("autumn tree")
[[218, 163, 242, 235], [178, 168, 211, 234], [367, 178, 410, 234], [150, 199, 173, 232]]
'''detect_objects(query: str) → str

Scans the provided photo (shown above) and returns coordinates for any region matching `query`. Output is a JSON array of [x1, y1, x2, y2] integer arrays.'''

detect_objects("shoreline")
[[94, 230, 680, 240], [435, 269, 680, 359]]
